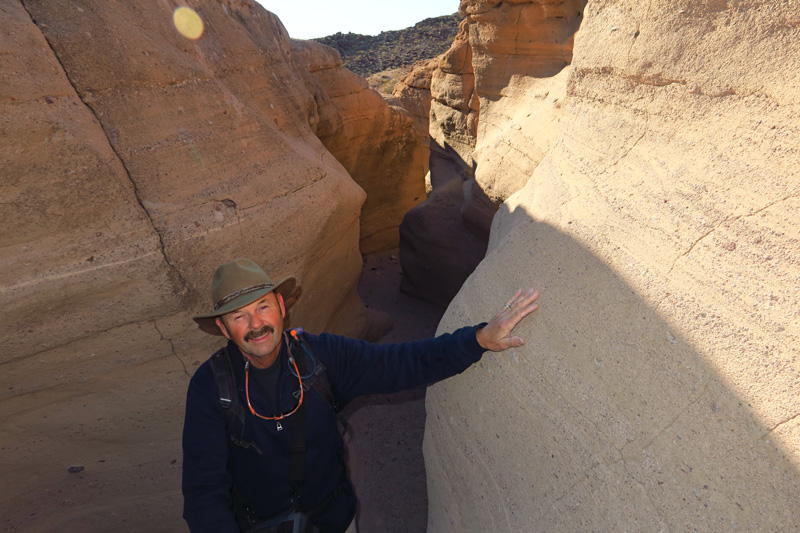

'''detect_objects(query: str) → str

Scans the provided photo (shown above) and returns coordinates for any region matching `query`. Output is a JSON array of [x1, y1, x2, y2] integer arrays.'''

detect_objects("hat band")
[[214, 282, 275, 311]]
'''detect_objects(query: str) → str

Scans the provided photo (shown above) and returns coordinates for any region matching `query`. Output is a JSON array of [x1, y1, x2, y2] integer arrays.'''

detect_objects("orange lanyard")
[[244, 354, 303, 431]]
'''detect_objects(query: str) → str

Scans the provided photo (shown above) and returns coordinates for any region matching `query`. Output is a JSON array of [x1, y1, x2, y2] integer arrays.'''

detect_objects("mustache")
[[244, 325, 275, 341]]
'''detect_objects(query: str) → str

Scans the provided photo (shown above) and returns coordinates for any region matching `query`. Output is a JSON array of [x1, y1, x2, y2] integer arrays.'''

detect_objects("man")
[[182, 258, 539, 533]]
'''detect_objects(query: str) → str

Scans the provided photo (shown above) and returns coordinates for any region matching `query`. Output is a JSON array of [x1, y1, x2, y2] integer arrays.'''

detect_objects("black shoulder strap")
[[288, 400, 307, 498], [211, 347, 244, 433]]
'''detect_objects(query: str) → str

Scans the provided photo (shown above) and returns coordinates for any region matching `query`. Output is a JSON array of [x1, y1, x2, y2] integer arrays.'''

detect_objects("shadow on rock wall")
[[399, 141, 488, 308], [425, 207, 800, 531]]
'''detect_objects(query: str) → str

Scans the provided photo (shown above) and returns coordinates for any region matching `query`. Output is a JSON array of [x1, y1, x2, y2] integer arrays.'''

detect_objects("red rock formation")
[[295, 40, 428, 253], [429, 18, 479, 189], [397, 19, 485, 308], [392, 58, 439, 153]]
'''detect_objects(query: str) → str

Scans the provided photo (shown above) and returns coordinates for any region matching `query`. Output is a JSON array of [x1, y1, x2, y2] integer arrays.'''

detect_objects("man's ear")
[[215, 317, 232, 340]]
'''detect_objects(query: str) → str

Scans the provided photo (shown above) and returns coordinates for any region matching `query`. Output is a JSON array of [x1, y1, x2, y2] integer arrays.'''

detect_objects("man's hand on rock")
[[476, 288, 540, 352]]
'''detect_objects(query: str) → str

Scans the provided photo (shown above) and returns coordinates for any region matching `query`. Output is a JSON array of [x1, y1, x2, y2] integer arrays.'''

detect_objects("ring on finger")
[[504, 304, 512, 310]]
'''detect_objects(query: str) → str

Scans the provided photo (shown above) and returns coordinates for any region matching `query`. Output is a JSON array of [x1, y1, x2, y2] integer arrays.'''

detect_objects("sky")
[[254, 0, 460, 40]]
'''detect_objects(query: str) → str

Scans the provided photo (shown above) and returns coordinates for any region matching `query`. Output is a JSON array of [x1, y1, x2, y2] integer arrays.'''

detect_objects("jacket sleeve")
[[182, 364, 239, 533], [314, 324, 487, 407]]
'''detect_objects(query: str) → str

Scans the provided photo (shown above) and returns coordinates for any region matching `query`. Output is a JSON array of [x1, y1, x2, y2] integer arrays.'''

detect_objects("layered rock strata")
[[425, 0, 800, 530]]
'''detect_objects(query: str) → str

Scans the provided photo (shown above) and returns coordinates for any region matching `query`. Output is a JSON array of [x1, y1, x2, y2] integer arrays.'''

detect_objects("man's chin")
[[242, 341, 280, 362]]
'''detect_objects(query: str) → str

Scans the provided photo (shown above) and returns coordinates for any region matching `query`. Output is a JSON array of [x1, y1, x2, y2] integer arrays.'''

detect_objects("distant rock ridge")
[[312, 14, 460, 77]]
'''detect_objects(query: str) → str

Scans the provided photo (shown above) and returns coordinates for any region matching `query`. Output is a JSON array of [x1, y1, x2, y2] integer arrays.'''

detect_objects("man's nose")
[[248, 313, 265, 330]]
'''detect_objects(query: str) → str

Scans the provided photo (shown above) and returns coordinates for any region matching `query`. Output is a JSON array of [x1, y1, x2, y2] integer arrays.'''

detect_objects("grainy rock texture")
[[0, 0, 418, 529], [296, 40, 428, 253], [425, 0, 800, 531]]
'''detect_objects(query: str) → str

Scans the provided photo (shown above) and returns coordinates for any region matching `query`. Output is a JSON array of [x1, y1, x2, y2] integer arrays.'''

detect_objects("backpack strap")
[[210, 346, 261, 454], [288, 398, 307, 508], [210, 347, 236, 428]]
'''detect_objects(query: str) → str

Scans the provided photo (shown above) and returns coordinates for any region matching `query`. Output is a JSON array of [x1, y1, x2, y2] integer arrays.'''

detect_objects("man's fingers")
[[481, 288, 539, 351], [515, 288, 539, 308], [504, 288, 523, 309], [505, 289, 539, 314]]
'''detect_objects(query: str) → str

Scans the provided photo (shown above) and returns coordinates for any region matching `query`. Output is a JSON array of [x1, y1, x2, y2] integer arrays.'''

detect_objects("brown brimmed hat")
[[193, 258, 296, 336]]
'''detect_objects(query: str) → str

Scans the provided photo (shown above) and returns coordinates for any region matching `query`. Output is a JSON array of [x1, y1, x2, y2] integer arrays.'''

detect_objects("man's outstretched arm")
[[476, 288, 540, 351]]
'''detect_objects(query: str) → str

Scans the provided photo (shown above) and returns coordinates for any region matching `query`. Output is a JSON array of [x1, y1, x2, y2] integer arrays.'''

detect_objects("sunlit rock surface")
[[295, 39, 428, 253], [425, 0, 800, 530], [401, 0, 583, 306]]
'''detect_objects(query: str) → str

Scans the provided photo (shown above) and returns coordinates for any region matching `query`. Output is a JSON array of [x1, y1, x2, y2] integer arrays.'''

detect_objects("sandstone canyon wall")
[[425, 0, 800, 531], [400, 1, 585, 306], [0, 0, 419, 529], [295, 40, 428, 253]]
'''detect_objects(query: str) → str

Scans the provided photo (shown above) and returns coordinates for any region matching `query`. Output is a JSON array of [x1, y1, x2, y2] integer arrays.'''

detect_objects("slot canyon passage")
[[2, 0, 799, 532]]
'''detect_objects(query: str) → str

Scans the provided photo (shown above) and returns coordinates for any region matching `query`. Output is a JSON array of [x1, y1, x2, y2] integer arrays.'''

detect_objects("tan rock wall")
[[426, 0, 800, 530], [462, 0, 586, 228], [296, 40, 428, 253], [392, 58, 438, 149], [0, 0, 376, 529]]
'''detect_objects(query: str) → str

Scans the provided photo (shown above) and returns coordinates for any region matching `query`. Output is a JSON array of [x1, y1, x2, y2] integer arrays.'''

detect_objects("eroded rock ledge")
[[400, 0, 586, 306]]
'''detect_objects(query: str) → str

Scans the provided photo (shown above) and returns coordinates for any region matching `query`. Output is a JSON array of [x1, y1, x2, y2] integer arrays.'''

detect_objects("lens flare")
[[173, 7, 204, 40]]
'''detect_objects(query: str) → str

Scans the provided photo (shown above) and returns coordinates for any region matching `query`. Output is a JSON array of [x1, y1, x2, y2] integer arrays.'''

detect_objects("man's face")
[[216, 292, 286, 369]]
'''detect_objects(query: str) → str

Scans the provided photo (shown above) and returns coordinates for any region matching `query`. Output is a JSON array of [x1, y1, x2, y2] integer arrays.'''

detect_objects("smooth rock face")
[[0, 0, 382, 529], [297, 39, 428, 253], [0, 0, 186, 362], [10, 0, 371, 339], [425, 1, 800, 531]]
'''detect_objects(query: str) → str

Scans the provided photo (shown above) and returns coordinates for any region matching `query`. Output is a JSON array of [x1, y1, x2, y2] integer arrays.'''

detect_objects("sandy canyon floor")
[[347, 249, 446, 533]]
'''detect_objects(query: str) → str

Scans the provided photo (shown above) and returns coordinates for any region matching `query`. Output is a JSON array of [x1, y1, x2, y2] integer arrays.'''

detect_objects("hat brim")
[[192, 276, 296, 336]]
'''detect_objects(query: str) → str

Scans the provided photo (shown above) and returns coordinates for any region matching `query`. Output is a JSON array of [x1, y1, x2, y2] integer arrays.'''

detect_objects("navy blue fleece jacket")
[[182, 325, 486, 533]]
